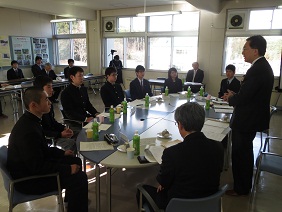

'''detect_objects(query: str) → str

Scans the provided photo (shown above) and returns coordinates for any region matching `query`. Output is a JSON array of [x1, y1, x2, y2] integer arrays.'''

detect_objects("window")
[[104, 12, 199, 71], [52, 20, 87, 66], [249, 9, 282, 30]]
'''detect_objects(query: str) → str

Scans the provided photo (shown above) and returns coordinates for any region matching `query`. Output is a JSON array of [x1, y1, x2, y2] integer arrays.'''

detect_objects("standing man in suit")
[[31, 56, 45, 77], [223, 35, 274, 196], [130, 65, 153, 101], [218, 64, 241, 98], [109, 55, 123, 85], [7, 60, 25, 80], [44, 63, 60, 103], [137, 102, 224, 210], [185, 62, 204, 93], [64, 59, 74, 79]]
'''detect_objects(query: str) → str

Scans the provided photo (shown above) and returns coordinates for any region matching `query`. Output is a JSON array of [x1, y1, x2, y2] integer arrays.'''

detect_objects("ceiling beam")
[[186, 0, 222, 13]]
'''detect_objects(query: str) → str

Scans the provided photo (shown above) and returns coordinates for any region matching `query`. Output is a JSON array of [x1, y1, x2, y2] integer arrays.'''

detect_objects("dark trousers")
[[16, 156, 88, 212], [136, 185, 168, 211], [231, 130, 256, 194]]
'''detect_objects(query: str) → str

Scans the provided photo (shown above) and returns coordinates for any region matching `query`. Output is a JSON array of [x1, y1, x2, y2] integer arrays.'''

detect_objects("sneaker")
[[0, 114, 8, 119]]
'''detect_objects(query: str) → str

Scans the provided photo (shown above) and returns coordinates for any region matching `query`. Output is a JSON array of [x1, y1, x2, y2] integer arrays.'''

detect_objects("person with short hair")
[[43, 63, 60, 103], [109, 55, 123, 84], [7, 87, 88, 212], [7, 60, 24, 80], [163, 67, 182, 94], [185, 62, 204, 93], [31, 56, 45, 77], [64, 59, 74, 79], [61, 66, 100, 122], [34, 75, 76, 151], [137, 102, 224, 210], [130, 65, 153, 101], [223, 35, 274, 196], [218, 64, 241, 98], [100, 67, 124, 110]]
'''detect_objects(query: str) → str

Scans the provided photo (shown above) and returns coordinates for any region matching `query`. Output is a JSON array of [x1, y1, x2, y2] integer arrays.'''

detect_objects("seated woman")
[[163, 67, 183, 93], [100, 67, 124, 110]]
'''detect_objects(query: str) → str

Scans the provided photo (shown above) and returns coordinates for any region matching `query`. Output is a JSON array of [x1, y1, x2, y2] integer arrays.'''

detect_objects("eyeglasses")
[[110, 73, 118, 76]]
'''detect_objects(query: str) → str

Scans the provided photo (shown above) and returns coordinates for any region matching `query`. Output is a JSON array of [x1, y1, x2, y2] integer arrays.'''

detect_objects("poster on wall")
[[32, 37, 49, 65], [11, 36, 32, 66], [0, 35, 12, 67]]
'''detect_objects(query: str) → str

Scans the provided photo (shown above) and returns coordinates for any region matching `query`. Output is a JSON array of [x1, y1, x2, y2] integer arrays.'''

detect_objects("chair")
[[137, 183, 228, 212], [153, 77, 166, 95], [124, 89, 132, 102], [59, 106, 84, 128], [0, 146, 64, 212], [250, 136, 282, 203]]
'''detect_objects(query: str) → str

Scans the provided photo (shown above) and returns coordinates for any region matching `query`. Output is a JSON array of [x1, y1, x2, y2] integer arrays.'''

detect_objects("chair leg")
[[260, 132, 263, 150], [57, 195, 65, 212]]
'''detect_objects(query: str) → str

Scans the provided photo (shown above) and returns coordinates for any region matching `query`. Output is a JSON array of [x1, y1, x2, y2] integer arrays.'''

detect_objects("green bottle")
[[205, 99, 210, 110], [133, 130, 140, 155], [145, 93, 149, 107], [109, 105, 115, 123], [92, 118, 99, 140], [165, 86, 169, 96], [187, 86, 191, 98], [122, 98, 127, 114], [199, 86, 204, 97]]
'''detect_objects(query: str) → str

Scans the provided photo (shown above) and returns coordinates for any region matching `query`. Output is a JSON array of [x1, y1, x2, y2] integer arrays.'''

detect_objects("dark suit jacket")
[[42, 104, 65, 138], [7, 112, 70, 180], [186, 69, 204, 83], [64, 66, 72, 79], [45, 69, 58, 80], [156, 132, 224, 205], [100, 81, 124, 108], [163, 78, 183, 94], [109, 60, 123, 84], [218, 77, 241, 98], [7, 68, 24, 80], [229, 57, 274, 132], [61, 83, 98, 121], [130, 78, 153, 101], [31, 64, 45, 77]]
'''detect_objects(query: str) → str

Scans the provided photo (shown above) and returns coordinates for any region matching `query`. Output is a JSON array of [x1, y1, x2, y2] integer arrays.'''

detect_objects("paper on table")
[[161, 139, 181, 148], [99, 124, 111, 131], [202, 125, 225, 134], [144, 145, 157, 163], [212, 100, 228, 105], [203, 131, 227, 142], [148, 146, 164, 164], [169, 94, 179, 98], [128, 100, 144, 107], [197, 101, 206, 106], [80, 141, 114, 151], [213, 105, 233, 109], [204, 120, 229, 128], [100, 113, 121, 119], [214, 108, 233, 114]]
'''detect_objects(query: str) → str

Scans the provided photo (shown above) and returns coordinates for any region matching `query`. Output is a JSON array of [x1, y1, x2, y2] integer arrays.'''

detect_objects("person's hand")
[[95, 113, 100, 117], [222, 90, 235, 102], [86, 117, 93, 122], [70, 164, 80, 174], [61, 128, 73, 138], [64, 150, 74, 156], [157, 184, 164, 193], [1, 83, 9, 87]]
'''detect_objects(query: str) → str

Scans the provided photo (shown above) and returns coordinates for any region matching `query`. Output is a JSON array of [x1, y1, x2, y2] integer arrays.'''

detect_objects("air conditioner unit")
[[227, 12, 246, 29], [104, 20, 115, 32]]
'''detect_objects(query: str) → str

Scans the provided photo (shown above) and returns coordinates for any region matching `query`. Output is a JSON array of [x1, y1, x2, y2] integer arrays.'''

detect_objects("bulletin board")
[[0, 35, 12, 67]]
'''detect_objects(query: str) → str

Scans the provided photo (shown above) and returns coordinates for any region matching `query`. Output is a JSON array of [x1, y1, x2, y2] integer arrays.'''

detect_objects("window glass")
[[71, 20, 86, 34], [149, 37, 171, 70], [132, 17, 145, 32], [125, 37, 145, 68], [249, 10, 273, 30], [119, 17, 131, 32], [56, 22, 70, 34], [58, 39, 71, 65], [105, 38, 124, 66], [173, 12, 199, 31], [149, 15, 172, 32], [272, 9, 282, 29], [73, 38, 87, 66]]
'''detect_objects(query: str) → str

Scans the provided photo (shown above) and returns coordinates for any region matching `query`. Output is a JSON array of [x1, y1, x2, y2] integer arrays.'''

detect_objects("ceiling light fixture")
[[50, 18, 77, 23], [136, 0, 181, 17]]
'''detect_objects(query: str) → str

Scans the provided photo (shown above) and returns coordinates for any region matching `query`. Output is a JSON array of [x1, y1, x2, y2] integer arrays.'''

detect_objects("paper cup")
[[86, 129, 93, 139], [127, 147, 135, 159], [98, 115, 104, 123], [116, 106, 121, 114]]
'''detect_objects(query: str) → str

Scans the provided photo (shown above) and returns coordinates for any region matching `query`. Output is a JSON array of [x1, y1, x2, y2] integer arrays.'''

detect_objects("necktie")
[[192, 70, 197, 82], [227, 81, 230, 86], [15, 69, 18, 77], [140, 80, 143, 91]]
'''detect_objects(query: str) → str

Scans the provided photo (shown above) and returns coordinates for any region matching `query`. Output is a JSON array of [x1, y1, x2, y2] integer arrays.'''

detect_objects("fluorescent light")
[[136, 11, 182, 17], [50, 18, 77, 23]]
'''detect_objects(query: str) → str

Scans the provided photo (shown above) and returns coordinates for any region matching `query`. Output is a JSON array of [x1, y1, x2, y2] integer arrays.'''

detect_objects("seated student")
[[34, 76, 76, 151], [31, 56, 45, 77], [163, 67, 183, 93], [137, 102, 224, 211], [44, 63, 61, 103], [61, 66, 100, 122], [7, 87, 88, 212], [7, 60, 25, 80], [185, 62, 204, 93], [64, 59, 74, 79], [218, 64, 241, 98], [100, 67, 124, 110], [109, 55, 123, 84], [130, 65, 153, 101]]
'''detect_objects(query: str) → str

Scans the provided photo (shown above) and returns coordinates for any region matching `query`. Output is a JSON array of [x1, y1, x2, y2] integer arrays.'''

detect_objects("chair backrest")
[[165, 184, 228, 212], [0, 146, 12, 193], [157, 77, 166, 80], [124, 89, 131, 101], [270, 106, 277, 118]]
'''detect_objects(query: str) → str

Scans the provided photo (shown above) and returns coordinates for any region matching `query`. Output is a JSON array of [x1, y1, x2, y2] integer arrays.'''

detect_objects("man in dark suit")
[[130, 65, 153, 101], [7, 60, 24, 80], [61, 66, 100, 123], [7, 87, 88, 212], [218, 64, 241, 98], [185, 62, 204, 93], [109, 55, 123, 84], [137, 102, 224, 210], [64, 59, 74, 79], [224, 35, 274, 196], [44, 62, 60, 103], [31, 56, 45, 77]]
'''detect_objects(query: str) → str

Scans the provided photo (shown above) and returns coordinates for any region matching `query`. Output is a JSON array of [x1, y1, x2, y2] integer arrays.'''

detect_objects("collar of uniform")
[[252, 56, 264, 66], [25, 110, 42, 122]]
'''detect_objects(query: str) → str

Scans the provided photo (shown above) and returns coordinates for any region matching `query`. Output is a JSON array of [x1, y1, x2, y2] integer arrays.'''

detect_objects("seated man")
[[7, 87, 88, 212], [185, 62, 204, 93], [64, 59, 74, 79], [218, 64, 241, 98], [31, 56, 45, 77], [100, 66, 124, 110], [130, 65, 153, 101], [44, 62, 61, 103], [34, 75, 76, 151], [7, 60, 25, 80], [137, 102, 224, 210], [61, 66, 100, 123]]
